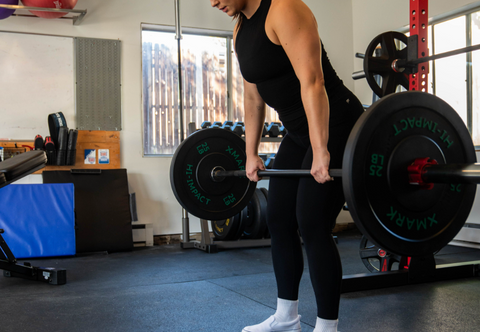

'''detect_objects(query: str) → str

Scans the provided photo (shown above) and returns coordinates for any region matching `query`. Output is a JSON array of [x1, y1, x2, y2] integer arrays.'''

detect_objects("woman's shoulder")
[[269, 0, 314, 21], [270, 0, 308, 12]]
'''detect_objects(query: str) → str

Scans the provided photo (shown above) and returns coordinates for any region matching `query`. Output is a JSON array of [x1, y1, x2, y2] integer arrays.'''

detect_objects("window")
[[433, 17, 468, 130], [470, 11, 480, 146], [142, 26, 280, 156], [401, 9, 480, 147]]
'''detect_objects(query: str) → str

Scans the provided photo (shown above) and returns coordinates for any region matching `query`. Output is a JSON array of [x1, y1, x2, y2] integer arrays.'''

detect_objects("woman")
[[209, 0, 364, 331]]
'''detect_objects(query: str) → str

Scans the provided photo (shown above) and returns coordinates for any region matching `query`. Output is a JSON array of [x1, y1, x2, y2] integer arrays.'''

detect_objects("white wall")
[[305, 0, 355, 91], [0, 0, 355, 236]]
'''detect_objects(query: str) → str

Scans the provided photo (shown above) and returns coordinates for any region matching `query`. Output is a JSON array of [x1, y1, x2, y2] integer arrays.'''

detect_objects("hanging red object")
[[21, 0, 77, 19]]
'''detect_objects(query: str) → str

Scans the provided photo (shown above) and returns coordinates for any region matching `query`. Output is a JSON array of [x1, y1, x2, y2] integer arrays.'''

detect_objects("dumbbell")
[[267, 122, 281, 137], [211, 121, 223, 128], [262, 123, 269, 137], [222, 121, 234, 130], [232, 122, 245, 137], [259, 154, 268, 163], [265, 154, 276, 169], [201, 121, 212, 129]]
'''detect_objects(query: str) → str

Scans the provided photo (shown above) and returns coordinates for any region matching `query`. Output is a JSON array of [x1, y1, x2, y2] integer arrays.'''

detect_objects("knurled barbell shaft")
[[422, 163, 480, 184], [214, 168, 343, 179]]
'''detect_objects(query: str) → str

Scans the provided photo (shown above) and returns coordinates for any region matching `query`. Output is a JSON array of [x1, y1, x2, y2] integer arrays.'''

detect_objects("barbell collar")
[[422, 163, 480, 184], [214, 168, 343, 180]]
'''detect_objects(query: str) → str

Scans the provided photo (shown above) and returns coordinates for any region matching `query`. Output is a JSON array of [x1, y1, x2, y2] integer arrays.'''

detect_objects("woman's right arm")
[[234, 23, 266, 182], [243, 79, 266, 182]]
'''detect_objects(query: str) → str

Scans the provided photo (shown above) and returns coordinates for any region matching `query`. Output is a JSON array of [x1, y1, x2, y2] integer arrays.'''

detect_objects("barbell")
[[353, 31, 480, 97], [170, 91, 478, 257]]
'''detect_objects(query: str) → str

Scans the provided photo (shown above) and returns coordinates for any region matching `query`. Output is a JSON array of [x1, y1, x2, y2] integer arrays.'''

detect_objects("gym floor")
[[1, 228, 479, 332]]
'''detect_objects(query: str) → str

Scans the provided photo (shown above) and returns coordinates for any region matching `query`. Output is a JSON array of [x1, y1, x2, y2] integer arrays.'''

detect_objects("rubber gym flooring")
[[0, 228, 479, 332]]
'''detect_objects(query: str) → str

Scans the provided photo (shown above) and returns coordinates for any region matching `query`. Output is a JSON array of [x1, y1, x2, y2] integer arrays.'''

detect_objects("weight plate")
[[343, 91, 477, 257], [359, 235, 402, 273], [260, 188, 271, 239], [242, 188, 268, 239], [232, 207, 248, 241], [170, 128, 257, 220], [211, 216, 237, 241], [364, 31, 409, 98]]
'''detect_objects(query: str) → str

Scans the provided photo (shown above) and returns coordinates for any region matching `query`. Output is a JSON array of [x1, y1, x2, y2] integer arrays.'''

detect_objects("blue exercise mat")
[[0, 184, 75, 259]]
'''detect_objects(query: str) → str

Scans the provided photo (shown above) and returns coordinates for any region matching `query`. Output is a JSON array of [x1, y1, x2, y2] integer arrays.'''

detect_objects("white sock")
[[313, 317, 338, 332], [273, 298, 299, 322]]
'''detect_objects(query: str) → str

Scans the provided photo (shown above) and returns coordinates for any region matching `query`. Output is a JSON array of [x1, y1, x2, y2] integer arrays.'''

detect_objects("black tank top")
[[235, 0, 345, 131]]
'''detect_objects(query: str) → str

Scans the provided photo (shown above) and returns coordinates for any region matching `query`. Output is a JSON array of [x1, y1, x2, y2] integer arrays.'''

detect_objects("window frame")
[[141, 24, 236, 157]]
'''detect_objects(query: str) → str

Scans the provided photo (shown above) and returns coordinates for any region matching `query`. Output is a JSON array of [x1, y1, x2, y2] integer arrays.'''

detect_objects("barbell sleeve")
[[407, 44, 480, 66], [421, 163, 480, 184]]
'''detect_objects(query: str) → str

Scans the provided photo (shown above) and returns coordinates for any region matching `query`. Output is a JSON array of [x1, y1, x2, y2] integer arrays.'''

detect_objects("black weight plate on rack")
[[364, 31, 410, 98], [343, 91, 477, 257], [211, 216, 237, 241], [260, 188, 271, 239], [232, 207, 248, 241], [170, 128, 257, 220], [242, 188, 268, 239], [359, 235, 403, 273]]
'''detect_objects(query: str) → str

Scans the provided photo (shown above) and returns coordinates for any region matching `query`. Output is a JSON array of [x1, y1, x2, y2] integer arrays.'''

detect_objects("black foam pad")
[[48, 112, 67, 149], [42, 169, 133, 254], [56, 127, 68, 166], [66, 129, 78, 166]]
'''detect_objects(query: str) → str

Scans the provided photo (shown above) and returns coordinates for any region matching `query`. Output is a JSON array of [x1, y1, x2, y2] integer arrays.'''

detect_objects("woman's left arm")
[[267, 0, 332, 184]]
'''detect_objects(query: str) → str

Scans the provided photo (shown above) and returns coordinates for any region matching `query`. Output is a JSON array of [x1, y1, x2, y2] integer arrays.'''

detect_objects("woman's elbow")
[[302, 75, 326, 92]]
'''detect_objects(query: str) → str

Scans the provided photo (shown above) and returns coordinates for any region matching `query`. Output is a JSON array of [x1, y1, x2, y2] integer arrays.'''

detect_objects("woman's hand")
[[246, 155, 266, 182], [311, 148, 333, 184]]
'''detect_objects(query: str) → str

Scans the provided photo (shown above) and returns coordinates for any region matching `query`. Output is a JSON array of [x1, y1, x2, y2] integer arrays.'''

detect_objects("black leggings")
[[267, 92, 364, 319]]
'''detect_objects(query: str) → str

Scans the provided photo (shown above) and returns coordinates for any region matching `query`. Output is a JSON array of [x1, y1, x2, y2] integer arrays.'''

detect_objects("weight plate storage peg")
[[343, 91, 477, 257], [364, 31, 410, 98], [170, 128, 257, 221]]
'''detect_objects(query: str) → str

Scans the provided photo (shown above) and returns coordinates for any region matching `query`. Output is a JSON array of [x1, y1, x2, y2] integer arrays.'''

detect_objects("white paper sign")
[[98, 149, 110, 164], [84, 149, 96, 164]]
